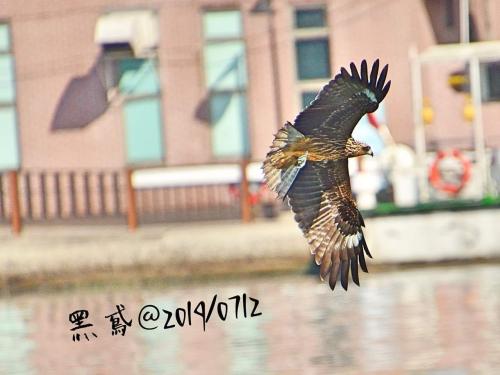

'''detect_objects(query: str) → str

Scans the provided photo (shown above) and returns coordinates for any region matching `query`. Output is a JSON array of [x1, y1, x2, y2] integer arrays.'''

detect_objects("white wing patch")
[[362, 88, 377, 103]]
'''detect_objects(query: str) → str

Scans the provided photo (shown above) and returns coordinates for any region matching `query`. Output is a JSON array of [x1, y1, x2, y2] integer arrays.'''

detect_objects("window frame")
[[120, 57, 164, 166], [294, 7, 327, 29], [292, 5, 331, 111], [0, 20, 21, 171], [101, 43, 165, 166], [122, 95, 165, 164], [201, 8, 250, 159], [300, 91, 319, 109], [0, 21, 15, 108], [295, 37, 331, 81], [481, 60, 500, 102]]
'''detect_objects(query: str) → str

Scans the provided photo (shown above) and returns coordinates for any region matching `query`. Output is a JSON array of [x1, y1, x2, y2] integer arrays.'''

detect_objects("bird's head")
[[363, 144, 374, 157], [347, 138, 374, 157]]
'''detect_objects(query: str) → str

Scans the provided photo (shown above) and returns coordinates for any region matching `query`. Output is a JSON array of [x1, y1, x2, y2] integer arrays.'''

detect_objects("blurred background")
[[1, 0, 500, 373]]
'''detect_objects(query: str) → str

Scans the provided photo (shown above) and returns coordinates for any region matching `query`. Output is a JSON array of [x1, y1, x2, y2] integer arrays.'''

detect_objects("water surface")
[[1, 264, 500, 374]]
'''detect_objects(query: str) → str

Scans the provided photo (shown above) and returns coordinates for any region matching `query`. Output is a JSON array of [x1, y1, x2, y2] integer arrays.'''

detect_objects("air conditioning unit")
[[95, 10, 158, 58]]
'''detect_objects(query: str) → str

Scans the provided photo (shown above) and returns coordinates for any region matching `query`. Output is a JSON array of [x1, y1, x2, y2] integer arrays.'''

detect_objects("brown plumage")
[[262, 59, 390, 291]]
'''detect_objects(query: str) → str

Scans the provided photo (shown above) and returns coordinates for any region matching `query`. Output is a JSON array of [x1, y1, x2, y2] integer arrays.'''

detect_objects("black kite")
[[262, 60, 391, 291]]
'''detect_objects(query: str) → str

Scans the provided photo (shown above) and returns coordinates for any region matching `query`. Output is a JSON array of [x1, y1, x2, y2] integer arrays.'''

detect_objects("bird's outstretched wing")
[[287, 159, 371, 290], [293, 59, 391, 138]]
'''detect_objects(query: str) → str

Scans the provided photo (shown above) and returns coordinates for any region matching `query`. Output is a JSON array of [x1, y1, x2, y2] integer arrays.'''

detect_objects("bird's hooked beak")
[[368, 149, 374, 157]]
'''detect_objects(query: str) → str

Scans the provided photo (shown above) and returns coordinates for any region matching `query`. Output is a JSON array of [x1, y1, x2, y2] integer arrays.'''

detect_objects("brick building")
[[1, 0, 500, 172]]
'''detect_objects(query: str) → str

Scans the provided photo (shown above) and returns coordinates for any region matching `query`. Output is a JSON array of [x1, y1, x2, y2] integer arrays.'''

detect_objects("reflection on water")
[[1, 264, 500, 374]]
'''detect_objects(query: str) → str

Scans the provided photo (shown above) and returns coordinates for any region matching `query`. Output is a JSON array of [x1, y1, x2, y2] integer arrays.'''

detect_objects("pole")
[[460, 0, 470, 43], [409, 46, 429, 202], [240, 158, 253, 223], [125, 167, 138, 231], [8, 170, 22, 235], [268, 7, 283, 130], [469, 57, 489, 196]]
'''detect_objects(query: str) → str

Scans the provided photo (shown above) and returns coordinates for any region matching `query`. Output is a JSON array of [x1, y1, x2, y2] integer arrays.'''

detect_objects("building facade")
[[1, 0, 500, 171]]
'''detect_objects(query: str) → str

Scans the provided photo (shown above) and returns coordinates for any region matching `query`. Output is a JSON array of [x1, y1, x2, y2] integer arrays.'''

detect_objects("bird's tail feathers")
[[262, 122, 307, 199]]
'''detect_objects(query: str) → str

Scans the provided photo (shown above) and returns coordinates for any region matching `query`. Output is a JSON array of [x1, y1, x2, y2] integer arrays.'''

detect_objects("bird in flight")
[[262, 59, 391, 291]]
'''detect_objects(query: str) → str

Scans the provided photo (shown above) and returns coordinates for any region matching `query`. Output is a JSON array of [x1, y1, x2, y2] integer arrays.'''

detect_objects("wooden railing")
[[0, 162, 262, 233]]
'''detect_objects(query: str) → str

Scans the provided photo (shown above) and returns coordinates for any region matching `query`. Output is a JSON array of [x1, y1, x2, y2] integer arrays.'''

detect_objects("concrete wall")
[[366, 208, 500, 263]]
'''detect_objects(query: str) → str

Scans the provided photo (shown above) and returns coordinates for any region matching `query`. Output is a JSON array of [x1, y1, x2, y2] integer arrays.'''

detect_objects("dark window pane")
[[295, 9, 326, 28], [301, 91, 318, 108], [485, 61, 500, 101], [295, 39, 331, 80]]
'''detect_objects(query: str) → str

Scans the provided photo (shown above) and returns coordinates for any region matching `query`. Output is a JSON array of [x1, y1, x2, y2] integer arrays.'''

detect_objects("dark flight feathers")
[[293, 59, 391, 138], [287, 159, 372, 291]]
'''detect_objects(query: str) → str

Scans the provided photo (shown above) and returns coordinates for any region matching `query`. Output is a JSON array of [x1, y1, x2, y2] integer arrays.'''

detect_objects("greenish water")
[[1, 264, 500, 374]]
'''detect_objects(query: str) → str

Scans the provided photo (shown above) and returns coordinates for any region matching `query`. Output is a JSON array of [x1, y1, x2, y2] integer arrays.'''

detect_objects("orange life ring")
[[429, 149, 471, 195]]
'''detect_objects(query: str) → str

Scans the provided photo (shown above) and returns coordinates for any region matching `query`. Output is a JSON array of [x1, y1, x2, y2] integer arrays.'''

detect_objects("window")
[[293, 7, 331, 111], [296, 39, 331, 80], [301, 91, 318, 109], [448, 62, 500, 102], [295, 8, 326, 28], [118, 58, 160, 96], [203, 10, 242, 39], [103, 48, 164, 165], [482, 61, 500, 102], [0, 22, 20, 171], [118, 58, 164, 164], [202, 10, 249, 158], [98, 10, 164, 166], [123, 97, 163, 162]]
